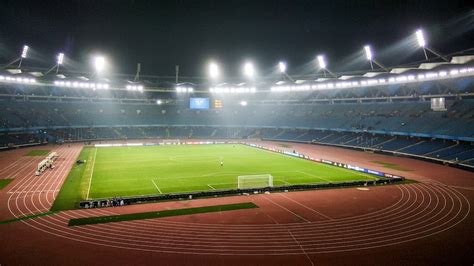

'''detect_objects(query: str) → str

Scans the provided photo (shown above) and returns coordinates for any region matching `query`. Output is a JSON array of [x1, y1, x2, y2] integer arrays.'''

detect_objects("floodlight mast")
[[278, 61, 294, 82], [364, 45, 388, 72], [316, 55, 337, 78], [56, 53, 64, 73], [18, 45, 29, 68], [134, 63, 141, 81], [2, 44, 29, 69], [415, 29, 449, 62], [94, 56, 105, 72], [243, 62, 255, 78], [209, 62, 220, 80], [175, 65, 179, 84], [45, 52, 65, 75]]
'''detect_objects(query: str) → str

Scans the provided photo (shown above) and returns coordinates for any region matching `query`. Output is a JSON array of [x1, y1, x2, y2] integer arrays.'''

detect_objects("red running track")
[[0, 142, 473, 265]]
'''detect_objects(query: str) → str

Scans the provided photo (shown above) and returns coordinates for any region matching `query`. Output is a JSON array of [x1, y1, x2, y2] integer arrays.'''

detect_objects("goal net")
[[237, 174, 273, 189]]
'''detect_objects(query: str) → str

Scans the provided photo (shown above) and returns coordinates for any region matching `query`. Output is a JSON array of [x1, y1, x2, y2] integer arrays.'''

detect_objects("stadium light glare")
[[57, 53, 64, 65], [240, 100, 248, 106], [156, 99, 162, 105], [317, 55, 326, 69], [209, 62, 219, 79], [21, 45, 29, 58], [243, 62, 255, 78], [278, 61, 287, 73], [416, 29, 426, 47], [364, 45, 373, 60], [94, 56, 106, 72]]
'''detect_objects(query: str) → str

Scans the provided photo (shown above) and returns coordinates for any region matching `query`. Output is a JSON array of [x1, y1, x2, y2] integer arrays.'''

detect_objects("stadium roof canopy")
[[0, 55, 473, 94]]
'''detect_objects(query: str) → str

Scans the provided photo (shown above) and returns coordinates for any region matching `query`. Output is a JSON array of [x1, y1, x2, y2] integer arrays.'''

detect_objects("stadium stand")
[[1, 69, 474, 169]]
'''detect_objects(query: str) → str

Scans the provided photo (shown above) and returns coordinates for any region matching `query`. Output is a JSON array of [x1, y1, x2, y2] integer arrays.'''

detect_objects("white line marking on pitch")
[[86, 147, 97, 200], [207, 184, 216, 190], [151, 179, 163, 194]]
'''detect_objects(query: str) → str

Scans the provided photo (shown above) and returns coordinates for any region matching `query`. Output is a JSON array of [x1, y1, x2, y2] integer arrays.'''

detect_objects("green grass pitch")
[[52, 144, 377, 211]]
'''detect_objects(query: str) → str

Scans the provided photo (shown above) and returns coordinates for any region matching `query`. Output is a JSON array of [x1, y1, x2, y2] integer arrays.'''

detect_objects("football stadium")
[[0, 1, 473, 265]]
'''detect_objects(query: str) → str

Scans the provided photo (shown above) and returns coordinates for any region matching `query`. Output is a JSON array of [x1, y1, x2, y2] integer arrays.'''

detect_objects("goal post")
[[237, 174, 273, 189]]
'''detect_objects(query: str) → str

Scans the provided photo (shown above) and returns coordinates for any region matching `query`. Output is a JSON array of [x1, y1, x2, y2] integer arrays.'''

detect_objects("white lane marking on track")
[[263, 195, 310, 223], [278, 193, 334, 220], [151, 179, 163, 194], [7, 189, 59, 194], [288, 229, 315, 266]]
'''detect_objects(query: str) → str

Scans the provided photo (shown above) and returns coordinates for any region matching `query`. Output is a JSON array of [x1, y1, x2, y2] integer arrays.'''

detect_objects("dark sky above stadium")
[[0, 0, 472, 78]]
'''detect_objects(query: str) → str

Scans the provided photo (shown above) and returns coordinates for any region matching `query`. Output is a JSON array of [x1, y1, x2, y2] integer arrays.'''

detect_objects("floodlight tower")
[[45, 52, 65, 75], [18, 45, 29, 68], [243, 62, 255, 79], [2, 44, 30, 69], [94, 56, 106, 73], [317, 55, 337, 78], [415, 29, 449, 62], [278, 61, 294, 81], [364, 45, 388, 72], [56, 53, 64, 73], [209, 62, 220, 80]]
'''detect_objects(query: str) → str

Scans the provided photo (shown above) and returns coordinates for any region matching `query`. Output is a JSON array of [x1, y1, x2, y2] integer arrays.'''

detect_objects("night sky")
[[0, 0, 472, 78]]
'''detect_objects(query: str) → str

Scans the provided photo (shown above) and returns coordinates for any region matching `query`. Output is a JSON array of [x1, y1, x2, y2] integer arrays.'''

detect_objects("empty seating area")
[[1, 97, 474, 168], [2, 99, 474, 139]]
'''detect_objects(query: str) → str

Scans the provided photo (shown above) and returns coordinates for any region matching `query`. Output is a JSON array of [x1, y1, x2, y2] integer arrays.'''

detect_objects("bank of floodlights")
[[278, 61, 286, 73], [94, 56, 106, 73], [364, 45, 388, 71], [57, 53, 64, 65], [278, 61, 294, 81], [415, 29, 449, 62], [209, 62, 220, 79], [316, 54, 337, 78], [16, 45, 29, 68], [243, 62, 255, 78]]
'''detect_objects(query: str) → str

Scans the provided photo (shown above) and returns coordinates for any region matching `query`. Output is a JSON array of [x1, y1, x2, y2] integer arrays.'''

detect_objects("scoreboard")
[[189, 97, 223, 109], [189, 98, 210, 109], [213, 99, 223, 109]]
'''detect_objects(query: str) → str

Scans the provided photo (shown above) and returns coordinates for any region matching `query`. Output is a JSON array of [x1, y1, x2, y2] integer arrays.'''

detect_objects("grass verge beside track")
[[0, 211, 55, 225], [50, 147, 91, 211], [68, 202, 258, 226], [0, 179, 13, 190]]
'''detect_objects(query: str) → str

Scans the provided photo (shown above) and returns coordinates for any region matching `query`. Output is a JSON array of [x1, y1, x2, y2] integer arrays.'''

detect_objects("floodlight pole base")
[[44, 65, 58, 75], [2, 57, 20, 69], [422, 48, 429, 60], [321, 68, 337, 78], [425, 47, 450, 62], [372, 60, 389, 72], [283, 73, 294, 82]]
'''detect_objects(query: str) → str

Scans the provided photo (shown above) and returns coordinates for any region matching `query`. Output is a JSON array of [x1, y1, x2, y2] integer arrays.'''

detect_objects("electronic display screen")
[[190, 98, 210, 109]]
